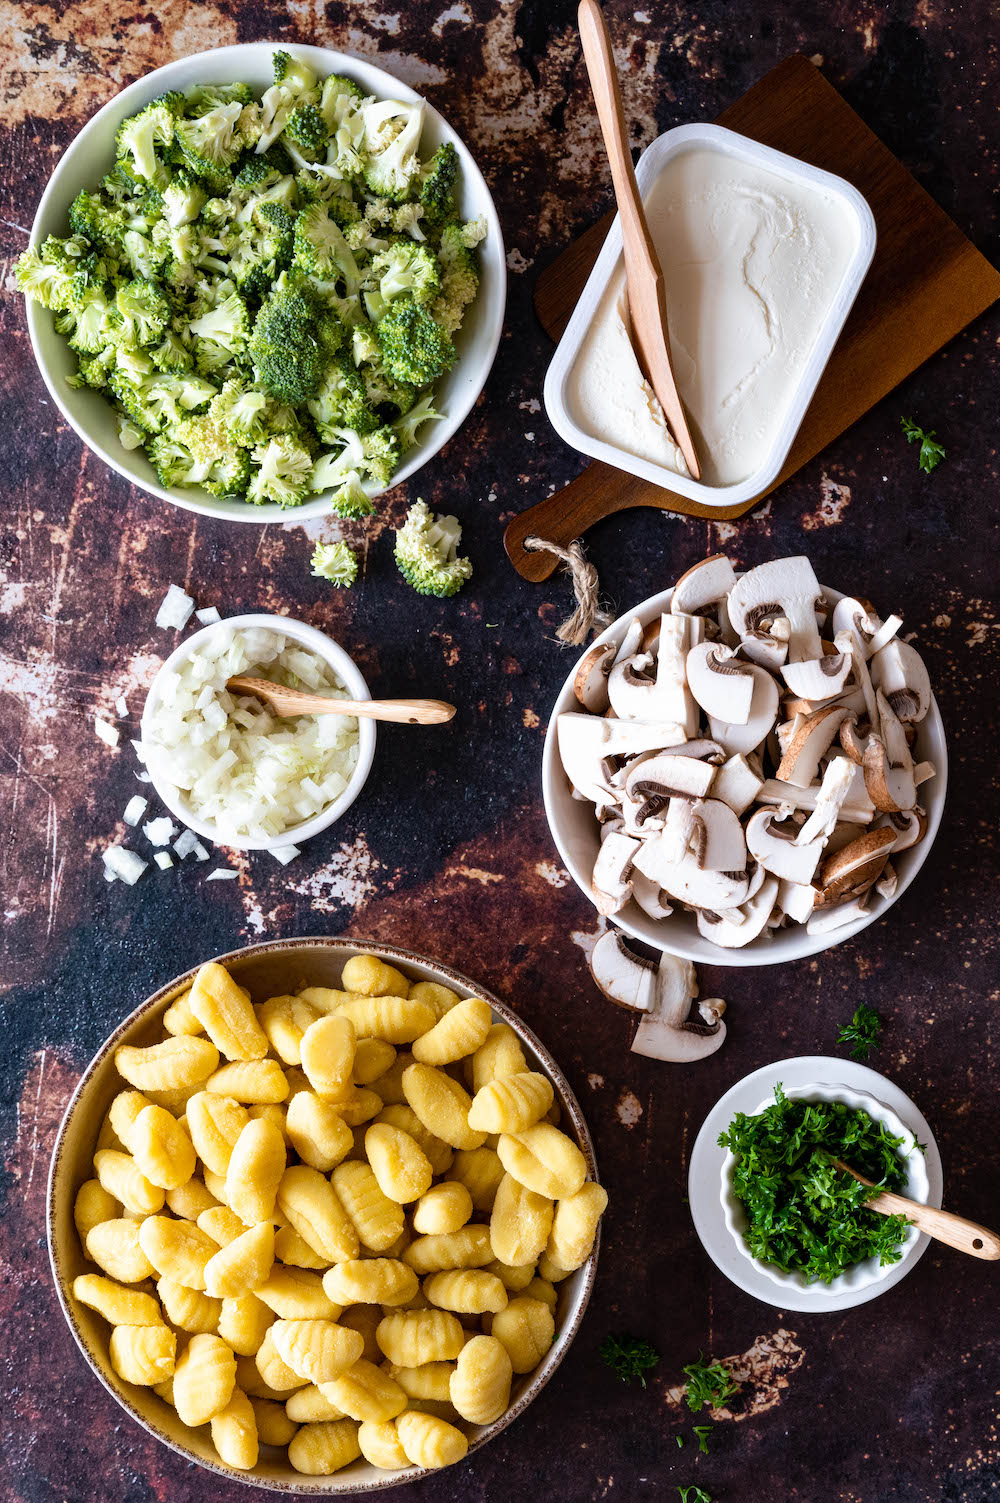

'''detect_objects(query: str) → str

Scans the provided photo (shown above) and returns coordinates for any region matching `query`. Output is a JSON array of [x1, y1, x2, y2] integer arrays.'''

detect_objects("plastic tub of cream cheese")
[[543, 124, 876, 507]]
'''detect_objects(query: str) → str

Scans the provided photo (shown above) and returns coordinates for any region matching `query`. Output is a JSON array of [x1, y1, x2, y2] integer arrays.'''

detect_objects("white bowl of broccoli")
[[19, 41, 506, 524]]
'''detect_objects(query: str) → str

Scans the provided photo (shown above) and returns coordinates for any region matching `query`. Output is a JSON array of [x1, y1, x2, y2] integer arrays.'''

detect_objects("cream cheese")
[[567, 145, 859, 487]]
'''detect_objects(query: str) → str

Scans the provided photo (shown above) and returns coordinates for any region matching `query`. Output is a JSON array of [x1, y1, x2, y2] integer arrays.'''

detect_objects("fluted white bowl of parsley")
[[19, 42, 505, 523]]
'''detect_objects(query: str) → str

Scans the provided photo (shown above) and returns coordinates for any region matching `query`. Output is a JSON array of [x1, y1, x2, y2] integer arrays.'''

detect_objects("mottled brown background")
[[2, 2, 999, 1500]]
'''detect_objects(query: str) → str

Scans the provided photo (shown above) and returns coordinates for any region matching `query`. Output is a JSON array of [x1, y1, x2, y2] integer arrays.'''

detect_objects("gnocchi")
[[69, 951, 607, 1479]]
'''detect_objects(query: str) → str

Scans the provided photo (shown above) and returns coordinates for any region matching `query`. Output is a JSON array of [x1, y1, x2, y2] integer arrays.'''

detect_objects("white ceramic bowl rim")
[[541, 576, 948, 967], [25, 41, 507, 524], [719, 1080, 930, 1296], [543, 122, 876, 508], [47, 938, 601, 1494], [138, 613, 377, 851]]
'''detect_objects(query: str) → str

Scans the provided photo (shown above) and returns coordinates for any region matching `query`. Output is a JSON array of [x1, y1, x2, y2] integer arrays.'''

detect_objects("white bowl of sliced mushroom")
[[542, 554, 947, 966]]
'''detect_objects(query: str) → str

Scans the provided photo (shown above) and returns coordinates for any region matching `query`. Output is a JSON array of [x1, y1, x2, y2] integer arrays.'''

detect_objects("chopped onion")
[[95, 718, 120, 748], [132, 739, 148, 764], [123, 796, 148, 827], [144, 627, 360, 841], [193, 841, 210, 861], [155, 584, 195, 631], [102, 846, 147, 885], [174, 829, 201, 859], [143, 816, 177, 847], [154, 851, 174, 870], [115, 695, 129, 717], [196, 606, 222, 625], [205, 868, 238, 881], [270, 844, 301, 865], [135, 771, 152, 784]]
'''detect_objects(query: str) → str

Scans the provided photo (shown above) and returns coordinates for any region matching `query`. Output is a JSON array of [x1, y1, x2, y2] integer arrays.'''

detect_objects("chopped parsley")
[[837, 1003, 883, 1061], [677, 1487, 713, 1503], [682, 1355, 739, 1412], [693, 1425, 713, 1454], [718, 1084, 912, 1282], [599, 1332, 660, 1386], [901, 416, 946, 473]]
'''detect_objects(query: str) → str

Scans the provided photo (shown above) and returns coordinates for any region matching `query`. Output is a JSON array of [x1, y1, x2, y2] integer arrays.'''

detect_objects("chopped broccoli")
[[149, 414, 250, 494], [394, 389, 441, 451], [311, 540, 359, 587], [188, 290, 250, 355], [284, 102, 329, 155], [433, 217, 485, 336], [174, 101, 250, 189], [394, 499, 472, 598], [364, 241, 439, 318], [419, 141, 459, 230], [248, 276, 343, 403], [209, 379, 272, 447], [116, 102, 175, 182], [310, 455, 375, 516], [362, 99, 424, 201], [307, 355, 377, 440], [248, 433, 314, 506], [377, 296, 455, 386], [114, 278, 170, 345], [14, 243, 79, 311], [272, 52, 318, 94], [162, 172, 207, 227], [292, 202, 361, 292]]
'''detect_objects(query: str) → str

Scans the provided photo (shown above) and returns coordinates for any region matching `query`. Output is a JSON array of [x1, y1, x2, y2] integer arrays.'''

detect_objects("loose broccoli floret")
[[292, 202, 361, 293], [116, 102, 175, 182], [248, 276, 343, 403], [114, 278, 170, 345], [393, 499, 472, 598], [68, 189, 125, 250], [433, 216, 485, 336], [376, 296, 455, 386], [306, 355, 377, 440], [419, 142, 459, 230], [234, 156, 282, 194], [311, 540, 359, 587], [188, 290, 250, 354], [351, 320, 381, 365], [150, 329, 193, 372], [272, 51, 318, 94], [284, 102, 329, 155], [394, 389, 441, 451], [247, 433, 314, 506], [362, 99, 424, 201], [364, 240, 439, 318]]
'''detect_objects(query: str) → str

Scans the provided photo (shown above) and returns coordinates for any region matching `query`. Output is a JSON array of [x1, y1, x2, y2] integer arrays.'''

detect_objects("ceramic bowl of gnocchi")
[[47, 939, 607, 1492]]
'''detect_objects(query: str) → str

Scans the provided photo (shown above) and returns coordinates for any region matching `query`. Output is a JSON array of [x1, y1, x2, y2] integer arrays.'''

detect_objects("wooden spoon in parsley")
[[718, 1085, 912, 1283]]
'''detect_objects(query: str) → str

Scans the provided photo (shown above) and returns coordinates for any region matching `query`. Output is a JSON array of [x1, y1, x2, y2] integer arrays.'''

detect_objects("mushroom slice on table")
[[686, 642, 756, 724], [727, 555, 825, 664], [745, 808, 825, 884], [670, 554, 738, 616], [710, 753, 764, 816], [589, 930, 658, 1012], [863, 691, 917, 812], [870, 639, 931, 723], [776, 704, 849, 787], [630, 951, 727, 1063], [592, 832, 640, 916], [708, 665, 779, 757], [816, 825, 896, 904], [696, 873, 779, 948], [572, 642, 616, 713]]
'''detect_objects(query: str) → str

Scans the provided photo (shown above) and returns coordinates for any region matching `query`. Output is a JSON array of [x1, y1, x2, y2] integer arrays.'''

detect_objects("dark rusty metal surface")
[[2, 3, 999, 1501]]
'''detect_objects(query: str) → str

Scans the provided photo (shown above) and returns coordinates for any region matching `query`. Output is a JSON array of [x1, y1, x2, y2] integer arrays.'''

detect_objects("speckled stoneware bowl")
[[720, 1080, 930, 1299], [47, 939, 600, 1493]]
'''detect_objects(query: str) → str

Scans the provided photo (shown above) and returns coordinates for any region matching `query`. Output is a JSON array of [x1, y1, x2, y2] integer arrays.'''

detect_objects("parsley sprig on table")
[[718, 1085, 911, 1283], [682, 1355, 739, 1411], [901, 416, 946, 472], [837, 1003, 884, 1061], [677, 1487, 713, 1502], [599, 1332, 661, 1386]]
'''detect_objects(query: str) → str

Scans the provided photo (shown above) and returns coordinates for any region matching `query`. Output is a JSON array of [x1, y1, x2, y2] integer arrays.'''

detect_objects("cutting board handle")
[[503, 464, 658, 581]]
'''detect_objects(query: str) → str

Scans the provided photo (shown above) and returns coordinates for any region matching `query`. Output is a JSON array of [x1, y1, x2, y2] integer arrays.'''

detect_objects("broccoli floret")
[[362, 99, 424, 201], [184, 82, 255, 111], [248, 276, 343, 403], [150, 330, 193, 371], [306, 355, 377, 440], [208, 378, 272, 446], [116, 102, 175, 182], [14, 244, 78, 311], [114, 278, 170, 345], [175, 101, 251, 190], [284, 102, 329, 156], [359, 424, 400, 486], [433, 216, 485, 336], [69, 349, 116, 389], [320, 465, 376, 517], [311, 540, 358, 587], [120, 226, 170, 281], [117, 414, 146, 450], [393, 499, 472, 598], [361, 364, 416, 419], [351, 320, 381, 365], [234, 156, 282, 194], [162, 172, 207, 227], [376, 296, 455, 386], [149, 415, 249, 494], [272, 52, 318, 94], [320, 73, 365, 125], [394, 389, 441, 451], [419, 142, 459, 230], [188, 290, 250, 354], [68, 189, 126, 250], [63, 287, 115, 354], [364, 240, 439, 318], [248, 433, 314, 506], [292, 202, 361, 293]]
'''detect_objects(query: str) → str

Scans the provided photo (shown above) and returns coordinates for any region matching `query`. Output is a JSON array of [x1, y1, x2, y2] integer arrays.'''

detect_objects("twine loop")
[[524, 535, 613, 646]]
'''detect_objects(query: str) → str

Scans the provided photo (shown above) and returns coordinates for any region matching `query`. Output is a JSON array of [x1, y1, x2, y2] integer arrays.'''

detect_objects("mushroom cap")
[[862, 692, 916, 813], [727, 556, 824, 661], [624, 753, 716, 802], [741, 626, 789, 671], [670, 554, 738, 616], [630, 952, 725, 1061], [806, 892, 871, 935], [686, 641, 755, 724], [572, 642, 616, 713]]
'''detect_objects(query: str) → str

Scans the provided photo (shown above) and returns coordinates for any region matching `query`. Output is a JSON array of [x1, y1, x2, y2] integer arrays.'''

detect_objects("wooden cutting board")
[[504, 53, 1000, 581]]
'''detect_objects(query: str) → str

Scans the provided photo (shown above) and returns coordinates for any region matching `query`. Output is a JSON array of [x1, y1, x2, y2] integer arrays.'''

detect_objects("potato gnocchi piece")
[[93, 1150, 164, 1217], [375, 1308, 465, 1367], [337, 1304, 382, 1364], [85, 1219, 155, 1284], [73, 1273, 161, 1327], [288, 1417, 362, 1476], [300, 1014, 357, 1102], [108, 1090, 151, 1153], [285, 1384, 345, 1423], [115, 1037, 220, 1093], [449, 1333, 512, 1425], [226, 1117, 286, 1225], [131, 1104, 197, 1190], [340, 954, 408, 998], [333, 1088, 383, 1127], [472, 1024, 527, 1094], [256, 1266, 341, 1321], [204, 1221, 275, 1300], [74, 1179, 119, 1241], [285, 1091, 353, 1172], [338, 995, 435, 1045], [396, 1410, 468, 1469], [206, 1060, 289, 1105], [375, 1104, 453, 1176], [157, 1277, 222, 1336], [271, 1319, 364, 1385], [411, 997, 493, 1066], [402, 1224, 494, 1275], [369, 1052, 412, 1106], [198, 1206, 251, 1248], [408, 981, 461, 1022], [186, 1092, 249, 1178], [411, 1180, 473, 1236], [256, 994, 320, 1066], [109, 1324, 177, 1387], [536, 1250, 574, 1283], [210, 1387, 259, 1470], [251, 1396, 298, 1448], [332, 1160, 406, 1253], [277, 1165, 359, 1266], [490, 1173, 553, 1267], [189, 962, 269, 1062], [424, 1269, 508, 1316], [450, 1146, 505, 1213], [468, 1072, 554, 1136], [165, 1177, 219, 1221], [490, 1296, 555, 1374], [255, 1327, 308, 1394], [137, 1216, 218, 1290], [486, 1258, 537, 1293], [352, 1037, 396, 1086], [218, 1292, 275, 1356], [173, 1332, 237, 1427], [523, 1275, 557, 1311], [497, 1124, 587, 1200], [274, 1225, 329, 1270], [402, 1064, 485, 1152], [321, 1358, 408, 1423], [365, 1122, 433, 1205], [547, 1182, 609, 1271], [163, 987, 202, 1037], [322, 1258, 418, 1309], [357, 1417, 409, 1470]]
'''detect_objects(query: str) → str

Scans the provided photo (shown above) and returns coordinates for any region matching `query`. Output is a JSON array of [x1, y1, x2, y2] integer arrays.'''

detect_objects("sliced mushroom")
[[728, 556, 824, 664], [689, 798, 747, 872], [612, 617, 644, 668], [660, 796, 698, 864], [776, 877, 818, 924], [757, 776, 875, 825], [741, 617, 790, 672], [875, 861, 897, 900], [838, 712, 868, 765], [686, 641, 756, 724], [708, 666, 779, 757], [696, 874, 779, 948], [870, 639, 931, 723], [557, 714, 695, 803], [631, 952, 727, 1063], [630, 869, 674, 920], [607, 652, 656, 720], [862, 690, 916, 812], [710, 754, 764, 816], [588, 930, 657, 1012], [781, 645, 852, 701], [776, 704, 848, 787], [745, 808, 825, 884], [624, 754, 716, 803], [794, 758, 858, 845], [816, 825, 896, 903], [592, 832, 640, 916], [831, 596, 903, 659], [876, 807, 927, 852], [573, 642, 616, 713], [670, 554, 738, 616], [806, 893, 871, 935], [656, 612, 704, 738], [632, 837, 750, 909]]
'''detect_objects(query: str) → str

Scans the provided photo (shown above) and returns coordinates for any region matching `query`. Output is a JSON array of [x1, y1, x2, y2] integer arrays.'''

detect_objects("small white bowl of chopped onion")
[[139, 614, 375, 851]]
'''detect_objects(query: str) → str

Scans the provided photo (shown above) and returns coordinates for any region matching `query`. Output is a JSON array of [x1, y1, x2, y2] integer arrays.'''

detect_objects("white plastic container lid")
[[543, 123, 877, 509]]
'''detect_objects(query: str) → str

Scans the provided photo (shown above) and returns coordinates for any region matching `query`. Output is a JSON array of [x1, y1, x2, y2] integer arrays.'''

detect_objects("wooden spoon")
[[226, 675, 456, 726], [833, 1158, 1000, 1261], [577, 0, 701, 479]]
